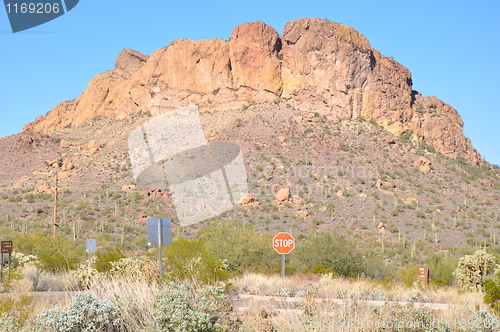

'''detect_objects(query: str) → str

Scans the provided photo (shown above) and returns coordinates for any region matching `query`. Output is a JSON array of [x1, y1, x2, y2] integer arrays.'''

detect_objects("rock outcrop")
[[23, 18, 482, 164]]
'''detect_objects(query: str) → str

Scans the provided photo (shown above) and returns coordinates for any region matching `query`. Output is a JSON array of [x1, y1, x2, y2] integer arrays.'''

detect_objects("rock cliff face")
[[23, 18, 482, 165]]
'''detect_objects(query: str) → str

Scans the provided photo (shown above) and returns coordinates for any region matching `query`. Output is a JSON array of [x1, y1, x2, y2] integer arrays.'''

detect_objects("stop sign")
[[273, 232, 295, 254]]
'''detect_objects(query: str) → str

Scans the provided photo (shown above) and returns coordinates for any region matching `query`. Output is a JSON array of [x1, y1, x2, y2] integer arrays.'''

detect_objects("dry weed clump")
[[88, 278, 160, 331], [21, 265, 79, 292]]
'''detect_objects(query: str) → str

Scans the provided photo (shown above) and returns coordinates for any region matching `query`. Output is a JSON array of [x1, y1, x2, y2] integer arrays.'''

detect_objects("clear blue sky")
[[1, 0, 499, 165]]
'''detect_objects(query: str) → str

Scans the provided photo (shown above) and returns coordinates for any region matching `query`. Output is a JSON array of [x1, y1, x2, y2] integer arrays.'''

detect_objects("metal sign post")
[[281, 254, 285, 280], [147, 218, 172, 279], [158, 220, 163, 277]]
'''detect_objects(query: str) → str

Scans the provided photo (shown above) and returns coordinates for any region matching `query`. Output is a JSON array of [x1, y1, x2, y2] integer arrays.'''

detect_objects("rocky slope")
[[23, 18, 482, 165], [2, 104, 500, 249]]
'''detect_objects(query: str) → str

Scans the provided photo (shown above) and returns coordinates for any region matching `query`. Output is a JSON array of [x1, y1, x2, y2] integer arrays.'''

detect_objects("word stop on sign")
[[274, 239, 294, 247]]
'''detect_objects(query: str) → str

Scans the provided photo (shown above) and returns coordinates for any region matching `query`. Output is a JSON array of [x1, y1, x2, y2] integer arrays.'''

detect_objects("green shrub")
[[399, 130, 413, 143], [94, 247, 125, 273], [11, 232, 85, 272], [398, 263, 417, 287], [415, 210, 426, 218], [8, 195, 22, 203], [291, 233, 365, 277], [425, 253, 457, 286], [484, 273, 500, 314], [201, 221, 274, 274], [151, 283, 239, 332], [160, 237, 230, 283]]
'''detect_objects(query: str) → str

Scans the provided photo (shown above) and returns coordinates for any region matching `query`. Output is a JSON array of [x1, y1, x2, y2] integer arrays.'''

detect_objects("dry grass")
[[87, 278, 160, 331], [19, 264, 79, 292], [232, 273, 487, 304], [233, 273, 494, 332], [2, 272, 498, 331]]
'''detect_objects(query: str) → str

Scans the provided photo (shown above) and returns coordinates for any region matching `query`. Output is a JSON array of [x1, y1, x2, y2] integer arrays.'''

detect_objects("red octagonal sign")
[[273, 232, 295, 254]]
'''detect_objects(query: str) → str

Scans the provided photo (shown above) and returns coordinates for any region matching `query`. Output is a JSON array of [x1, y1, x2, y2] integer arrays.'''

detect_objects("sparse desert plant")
[[36, 292, 120, 332], [371, 301, 437, 331], [72, 263, 101, 289], [150, 282, 240, 332], [0, 293, 34, 328], [158, 237, 231, 283], [0, 313, 18, 331], [109, 256, 157, 282], [88, 278, 160, 331], [454, 250, 498, 292], [23, 264, 77, 292]]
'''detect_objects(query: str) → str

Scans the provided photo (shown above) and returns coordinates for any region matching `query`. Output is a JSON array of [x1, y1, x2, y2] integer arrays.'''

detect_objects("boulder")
[[413, 156, 431, 167], [419, 165, 431, 173], [58, 172, 72, 179], [240, 193, 256, 204], [478, 178, 493, 187], [82, 140, 101, 150], [405, 197, 419, 204], [275, 188, 290, 201], [383, 135, 396, 144], [122, 185, 138, 191], [295, 210, 308, 217], [386, 182, 396, 189], [61, 159, 74, 171], [60, 140, 71, 148], [46, 159, 60, 167]]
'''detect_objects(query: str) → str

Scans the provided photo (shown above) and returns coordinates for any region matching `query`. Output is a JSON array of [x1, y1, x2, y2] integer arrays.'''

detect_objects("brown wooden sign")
[[416, 266, 430, 284], [1, 241, 12, 254]]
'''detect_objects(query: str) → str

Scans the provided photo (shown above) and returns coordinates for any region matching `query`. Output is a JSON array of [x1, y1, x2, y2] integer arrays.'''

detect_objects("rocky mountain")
[[24, 18, 481, 165]]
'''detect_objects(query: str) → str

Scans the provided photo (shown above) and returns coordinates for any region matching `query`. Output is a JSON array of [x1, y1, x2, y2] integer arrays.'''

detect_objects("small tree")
[[453, 250, 498, 292]]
